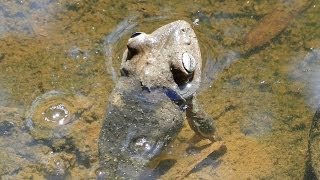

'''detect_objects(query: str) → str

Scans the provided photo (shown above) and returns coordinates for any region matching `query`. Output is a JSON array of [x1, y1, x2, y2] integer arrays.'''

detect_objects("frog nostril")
[[130, 32, 142, 38]]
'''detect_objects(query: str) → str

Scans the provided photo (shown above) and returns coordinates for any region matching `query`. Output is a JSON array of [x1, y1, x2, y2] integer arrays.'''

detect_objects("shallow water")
[[0, 0, 320, 179]]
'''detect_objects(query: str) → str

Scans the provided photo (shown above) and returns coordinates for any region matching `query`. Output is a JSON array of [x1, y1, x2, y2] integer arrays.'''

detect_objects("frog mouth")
[[176, 83, 198, 98], [171, 63, 199, 99]]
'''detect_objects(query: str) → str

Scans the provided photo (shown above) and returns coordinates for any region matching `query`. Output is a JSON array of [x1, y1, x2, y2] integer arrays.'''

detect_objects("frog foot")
[[188, 128, 221, 145]]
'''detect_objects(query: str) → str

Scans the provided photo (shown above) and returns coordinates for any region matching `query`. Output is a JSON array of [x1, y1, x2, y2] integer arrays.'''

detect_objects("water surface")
[[0, 0, 320, 179]]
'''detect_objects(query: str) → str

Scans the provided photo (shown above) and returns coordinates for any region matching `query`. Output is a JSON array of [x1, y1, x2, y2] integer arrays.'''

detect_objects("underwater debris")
[[243, 0, 314, 52]]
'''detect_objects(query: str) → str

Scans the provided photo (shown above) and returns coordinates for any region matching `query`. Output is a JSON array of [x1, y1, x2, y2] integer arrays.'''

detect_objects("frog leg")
[[186, 95, 218, 142]]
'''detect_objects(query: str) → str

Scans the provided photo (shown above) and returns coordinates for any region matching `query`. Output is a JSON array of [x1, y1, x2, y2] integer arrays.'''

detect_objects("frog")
[[98, 20, 217, 179]]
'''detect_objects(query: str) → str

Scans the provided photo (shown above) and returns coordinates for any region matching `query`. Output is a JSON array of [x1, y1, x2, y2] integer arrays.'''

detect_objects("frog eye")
[[182, 52, 196, 73], [126, 46, 139, 61], [130, 32, 142, 38]]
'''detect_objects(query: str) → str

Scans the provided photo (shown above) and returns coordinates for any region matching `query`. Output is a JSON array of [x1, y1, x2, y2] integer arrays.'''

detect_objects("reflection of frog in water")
[[98, 20, 217, 179]]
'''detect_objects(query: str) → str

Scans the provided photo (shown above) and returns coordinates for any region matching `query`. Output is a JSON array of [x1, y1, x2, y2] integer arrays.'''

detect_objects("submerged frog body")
[[98, 20, 216, 179]]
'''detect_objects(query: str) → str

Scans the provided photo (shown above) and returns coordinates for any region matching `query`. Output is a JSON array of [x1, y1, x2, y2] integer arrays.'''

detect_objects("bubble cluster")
[[42, 103, 71, 125], [25, 90, 88, 142], [130, 137, 154, 155]]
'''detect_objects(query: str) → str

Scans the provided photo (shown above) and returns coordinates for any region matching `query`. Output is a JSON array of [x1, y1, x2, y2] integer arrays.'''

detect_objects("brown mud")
[[0, 0, 320, 179]]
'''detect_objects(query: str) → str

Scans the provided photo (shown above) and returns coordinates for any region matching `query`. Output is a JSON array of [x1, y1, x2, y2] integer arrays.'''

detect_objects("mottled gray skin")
[[98, 20, 216, 179]]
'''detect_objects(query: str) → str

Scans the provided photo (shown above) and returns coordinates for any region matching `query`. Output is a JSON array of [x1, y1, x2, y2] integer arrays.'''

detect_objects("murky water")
[[0, 0, 320, 179]]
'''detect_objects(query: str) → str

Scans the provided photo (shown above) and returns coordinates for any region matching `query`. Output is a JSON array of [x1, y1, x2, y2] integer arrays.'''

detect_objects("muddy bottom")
[[0, 0, 320, 179]]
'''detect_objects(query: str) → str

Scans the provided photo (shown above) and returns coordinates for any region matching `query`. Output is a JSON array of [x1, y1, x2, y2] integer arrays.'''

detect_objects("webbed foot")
[[186, 96, 219, 142]]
